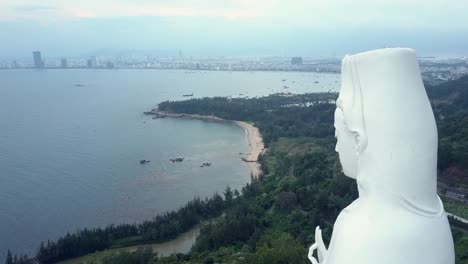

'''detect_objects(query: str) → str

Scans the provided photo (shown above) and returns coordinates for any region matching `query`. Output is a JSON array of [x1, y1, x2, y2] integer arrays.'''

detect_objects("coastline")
[[60, 226, 200, 264], [234, 121, 264, 178], [145, 110, 265, 178]]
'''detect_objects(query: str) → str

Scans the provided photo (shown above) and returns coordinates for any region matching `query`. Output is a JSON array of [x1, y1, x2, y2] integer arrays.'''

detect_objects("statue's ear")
[[353, 129, 367, 154]]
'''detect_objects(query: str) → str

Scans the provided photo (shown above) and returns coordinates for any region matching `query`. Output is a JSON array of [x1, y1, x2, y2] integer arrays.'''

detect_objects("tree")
[[224, 186, 233, 205], [5, 250, 12, 264]]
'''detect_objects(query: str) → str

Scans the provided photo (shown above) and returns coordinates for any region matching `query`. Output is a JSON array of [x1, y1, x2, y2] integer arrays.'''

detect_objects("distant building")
[[32, 51, 43, 68], [61, 58, 67, 68], [87, 56, 97, 68], [106, 61, 114, 68], [291, 57, 303, 65]]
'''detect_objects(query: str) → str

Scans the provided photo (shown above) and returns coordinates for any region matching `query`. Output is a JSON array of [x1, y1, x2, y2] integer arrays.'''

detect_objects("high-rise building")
[[61, 58, 68, 68], [32, 51, 43, 68], [87, 56, 97, 68], [291, 57, 303, 65]]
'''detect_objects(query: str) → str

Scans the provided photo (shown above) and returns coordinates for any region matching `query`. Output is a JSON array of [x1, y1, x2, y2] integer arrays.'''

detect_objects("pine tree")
[[224, 186, 233, 204], [5, 250, 13, 264]]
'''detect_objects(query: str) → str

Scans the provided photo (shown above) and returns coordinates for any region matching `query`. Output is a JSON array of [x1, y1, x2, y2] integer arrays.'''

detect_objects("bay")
[[0, 69, 339, 256]]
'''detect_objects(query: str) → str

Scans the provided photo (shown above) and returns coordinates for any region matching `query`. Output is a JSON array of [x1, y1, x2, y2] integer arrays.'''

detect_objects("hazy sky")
[[1, 0, 468, 58]]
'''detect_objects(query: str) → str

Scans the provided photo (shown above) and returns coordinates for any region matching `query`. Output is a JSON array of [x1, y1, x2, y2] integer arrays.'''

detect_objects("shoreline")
[[145, 110, 265, 178], [60, 226, 200, 264], [0, 68, 340, 75]]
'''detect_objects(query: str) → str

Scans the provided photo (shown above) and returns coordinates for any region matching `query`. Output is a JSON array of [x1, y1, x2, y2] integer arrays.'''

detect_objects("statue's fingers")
[[315, 228, 324, 248], [308, 244, 319, 264], [317, 229, 327, 262], [308, 243, 317, 257], [317, 229, 325, 247], [315, 226, 322, 244], [308, 243, 317, 256], [309, 256, 319, 264]]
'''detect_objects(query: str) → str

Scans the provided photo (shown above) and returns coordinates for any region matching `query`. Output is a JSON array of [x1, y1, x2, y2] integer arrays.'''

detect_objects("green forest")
[[5, 76, 468, 264]]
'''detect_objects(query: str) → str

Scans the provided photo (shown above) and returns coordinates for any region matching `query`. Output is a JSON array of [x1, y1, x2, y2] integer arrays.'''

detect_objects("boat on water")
[[182, 93, 193, 97]]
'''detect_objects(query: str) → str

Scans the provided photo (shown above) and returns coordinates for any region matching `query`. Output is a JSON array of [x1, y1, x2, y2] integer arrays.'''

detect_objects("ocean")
[[0, 69, 339, 256]]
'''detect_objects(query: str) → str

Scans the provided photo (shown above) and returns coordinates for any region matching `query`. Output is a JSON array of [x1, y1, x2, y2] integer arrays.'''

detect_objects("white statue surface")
[[308, 48, 455, 264]]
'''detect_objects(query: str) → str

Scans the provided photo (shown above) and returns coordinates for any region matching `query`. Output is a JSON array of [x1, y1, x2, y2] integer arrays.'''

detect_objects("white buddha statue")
[[308, 48, 455, 264]]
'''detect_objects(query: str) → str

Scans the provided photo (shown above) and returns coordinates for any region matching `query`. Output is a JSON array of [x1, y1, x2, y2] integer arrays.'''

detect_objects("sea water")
[[0, 69, 339, 256]]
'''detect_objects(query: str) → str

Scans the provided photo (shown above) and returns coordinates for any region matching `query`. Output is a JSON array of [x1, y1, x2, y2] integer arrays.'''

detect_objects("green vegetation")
[[100, 248, 157, 264], [158, 93, 337, 146], [426, 75, 468, 186], [60, 247, 158, 264], [453, 229, 468, 263], [5, 77, 468, 264], [444, 198, 468, 219], [3, 250, 29, 264], [35, 194, 227, 263]]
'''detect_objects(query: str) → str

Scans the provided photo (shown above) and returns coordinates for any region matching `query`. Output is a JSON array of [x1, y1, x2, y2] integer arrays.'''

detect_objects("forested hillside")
[[427, 75, 468, 186]]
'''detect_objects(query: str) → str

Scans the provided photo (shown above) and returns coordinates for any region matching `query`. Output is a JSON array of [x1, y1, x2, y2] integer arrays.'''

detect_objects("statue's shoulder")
[[335, 198, 365, 223]]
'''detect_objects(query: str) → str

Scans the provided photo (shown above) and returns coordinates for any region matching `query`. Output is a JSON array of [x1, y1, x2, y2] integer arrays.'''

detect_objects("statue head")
[[335, 48, 442, 215]]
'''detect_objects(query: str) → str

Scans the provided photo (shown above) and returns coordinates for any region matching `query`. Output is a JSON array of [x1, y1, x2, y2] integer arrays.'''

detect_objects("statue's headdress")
[[338, 48, 442, 216]]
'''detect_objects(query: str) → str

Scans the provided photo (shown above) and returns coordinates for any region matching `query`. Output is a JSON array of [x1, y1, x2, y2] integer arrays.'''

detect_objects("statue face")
[[334, 108, 358, 179]]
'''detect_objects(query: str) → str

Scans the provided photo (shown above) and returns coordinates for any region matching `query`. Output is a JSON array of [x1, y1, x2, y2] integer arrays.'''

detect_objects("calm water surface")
[[0, 69, 339, 256]]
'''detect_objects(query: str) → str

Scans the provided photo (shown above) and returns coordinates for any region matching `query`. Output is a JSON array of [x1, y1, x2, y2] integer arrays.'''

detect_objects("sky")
[[1, 0, 468, 58]]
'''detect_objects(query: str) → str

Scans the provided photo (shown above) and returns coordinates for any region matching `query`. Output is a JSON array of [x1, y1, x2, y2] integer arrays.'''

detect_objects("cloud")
[[65, 2, 264, 20], [2, 0, 468, 29], [0, 0, 467, 57], [12, 5, 57, 12]]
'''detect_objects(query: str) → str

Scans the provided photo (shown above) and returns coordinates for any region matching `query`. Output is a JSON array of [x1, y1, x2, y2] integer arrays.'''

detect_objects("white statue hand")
[[308, 226, 328, 264], [315, 226, 328, 262], [308, 243, 319, 264]]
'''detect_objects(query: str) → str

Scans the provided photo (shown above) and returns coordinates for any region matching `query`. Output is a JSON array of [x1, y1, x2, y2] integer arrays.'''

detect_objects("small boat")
[[139, 160, 150, 165], [200, 162, 212, 167], [182, 93, 193, 97]]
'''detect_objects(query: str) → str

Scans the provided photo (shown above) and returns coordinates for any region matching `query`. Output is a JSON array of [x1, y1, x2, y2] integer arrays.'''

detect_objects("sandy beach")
[[146, 111, 265, 178], [234, 121, 264, 178]]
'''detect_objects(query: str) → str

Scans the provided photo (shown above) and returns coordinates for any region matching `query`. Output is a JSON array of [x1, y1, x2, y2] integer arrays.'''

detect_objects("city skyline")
[[1, 1, 468, 58]]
